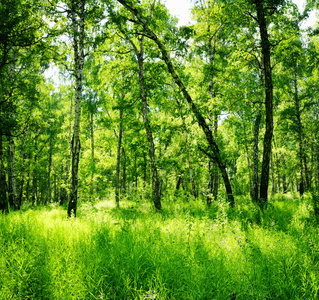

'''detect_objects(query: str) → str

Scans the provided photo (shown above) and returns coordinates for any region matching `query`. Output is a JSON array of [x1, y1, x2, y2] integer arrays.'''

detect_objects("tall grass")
[[1, 193, 319, 299]]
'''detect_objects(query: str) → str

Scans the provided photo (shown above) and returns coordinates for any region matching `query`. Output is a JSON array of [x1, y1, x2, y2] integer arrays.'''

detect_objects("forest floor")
[[1, 192, 319, 299]]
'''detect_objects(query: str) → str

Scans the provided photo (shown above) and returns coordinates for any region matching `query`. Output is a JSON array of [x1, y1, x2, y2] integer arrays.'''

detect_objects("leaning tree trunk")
[[255, 0, 274, 209], [68, 0, 85, 218], [0, 133, 8, 213], [116, 0, 235, 207], [135, 36, 161, 210]]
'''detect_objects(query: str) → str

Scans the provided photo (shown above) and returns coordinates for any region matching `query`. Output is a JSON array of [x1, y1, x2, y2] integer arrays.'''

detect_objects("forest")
[[1, 0, 319, 299]]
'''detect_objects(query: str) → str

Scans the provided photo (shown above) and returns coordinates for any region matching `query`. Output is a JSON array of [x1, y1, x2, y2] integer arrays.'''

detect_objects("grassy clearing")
[[1, 193, 319, 299]]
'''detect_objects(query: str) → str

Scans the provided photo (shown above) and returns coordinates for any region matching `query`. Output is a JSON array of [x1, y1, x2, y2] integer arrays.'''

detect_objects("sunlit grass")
[[1, 193, 319, 299]]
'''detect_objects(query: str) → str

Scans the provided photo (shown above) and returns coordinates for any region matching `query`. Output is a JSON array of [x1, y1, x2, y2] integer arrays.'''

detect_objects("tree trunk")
[[116, 1, 235, 206], [244, 143, 252, 196], [90, 111, 95, 199], [310, 139, 314, 187], [32, 127, 38, 206], [134, 36, 161, 210], [115, 0, 234, 206], [176, 172, 183, 190], [7, 145, 13, 207], [213, 112, 219, 201], [60, 164, 66, 205], [255, 0, 274, 209], [293, 71, 305, 196], [25, 153, 31, 202], [68, 0, 85, 217], [54, 172, 57, 202], [45, 137, 52, 205], [175, 95, 196, 198], [207, 23, 219, 205], [271, 153, 276, 194], [8, 135, 17, 209], [242, 117, 253, 196], [0, 133, 8, 213], [275, 150, 281, 192], [115, 108, 123, 206], [282, 156, 288, 193], [303, 139, 310, 190], [134, 153, 138, 189], [121, 147, 126, 194], [314, 131, 319, 191], [17, 129, 28, 209], [252, 106, 262, 202]]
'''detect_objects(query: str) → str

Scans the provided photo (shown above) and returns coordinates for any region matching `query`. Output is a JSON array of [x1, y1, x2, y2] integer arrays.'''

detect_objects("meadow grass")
[[1, 193, 319, 299]]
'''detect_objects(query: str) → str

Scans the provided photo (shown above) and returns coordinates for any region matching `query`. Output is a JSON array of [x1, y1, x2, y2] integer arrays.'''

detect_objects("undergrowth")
[[1, 192, 319, 299]]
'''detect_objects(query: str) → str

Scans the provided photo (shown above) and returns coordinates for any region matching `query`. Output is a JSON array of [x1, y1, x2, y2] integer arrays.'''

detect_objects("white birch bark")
[[68, 0, 85, 217]]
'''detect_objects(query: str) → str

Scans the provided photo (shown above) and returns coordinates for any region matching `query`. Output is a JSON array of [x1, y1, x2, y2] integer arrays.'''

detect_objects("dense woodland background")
[[0, 0, 319, 214], [2, 1, 319, 299]]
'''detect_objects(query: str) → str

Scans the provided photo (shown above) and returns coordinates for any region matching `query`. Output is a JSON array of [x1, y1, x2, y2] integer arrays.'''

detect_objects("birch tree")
[[115, 0, 235, 207], [67, 0, 86, 217]]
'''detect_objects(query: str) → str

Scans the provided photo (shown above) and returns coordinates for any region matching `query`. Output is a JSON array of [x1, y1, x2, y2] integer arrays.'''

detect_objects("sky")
[[164, 0, 317, 28]]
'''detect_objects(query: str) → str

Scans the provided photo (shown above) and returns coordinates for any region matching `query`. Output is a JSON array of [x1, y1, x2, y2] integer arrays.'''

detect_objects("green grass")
[[1, 193, 319, 299]]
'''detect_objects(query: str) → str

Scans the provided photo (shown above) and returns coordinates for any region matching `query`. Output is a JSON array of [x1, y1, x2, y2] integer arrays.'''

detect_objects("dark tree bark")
[[115, 0, 234, 207], [68, 0, 85, 218], [176, 172, 183, 190], [255, 0, 274, 209]]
